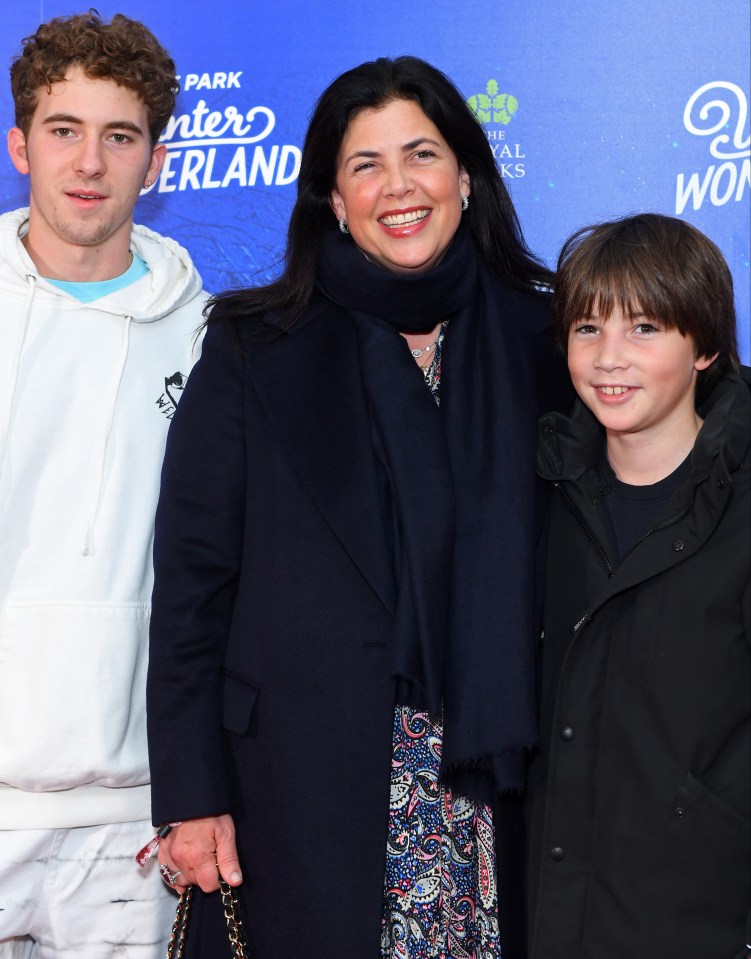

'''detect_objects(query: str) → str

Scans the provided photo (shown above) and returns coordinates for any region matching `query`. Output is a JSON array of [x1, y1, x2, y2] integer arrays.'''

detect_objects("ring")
[[159, 863, 183, 885]]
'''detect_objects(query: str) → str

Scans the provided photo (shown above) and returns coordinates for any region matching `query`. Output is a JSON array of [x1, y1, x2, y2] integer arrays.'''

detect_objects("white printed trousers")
[[0, 820, 175, 958]]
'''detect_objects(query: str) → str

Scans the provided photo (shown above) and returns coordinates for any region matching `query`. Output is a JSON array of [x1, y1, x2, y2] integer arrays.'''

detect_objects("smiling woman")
[[147, 54, 573, 959], [329, 98, 469, 276]]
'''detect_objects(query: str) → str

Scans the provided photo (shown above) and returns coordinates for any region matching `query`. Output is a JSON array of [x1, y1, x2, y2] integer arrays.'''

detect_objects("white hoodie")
[[0, 208, 208, 829]]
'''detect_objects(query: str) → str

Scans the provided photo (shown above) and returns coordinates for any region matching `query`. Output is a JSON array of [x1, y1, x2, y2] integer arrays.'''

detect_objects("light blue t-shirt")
[[45, 254, 149, 303]]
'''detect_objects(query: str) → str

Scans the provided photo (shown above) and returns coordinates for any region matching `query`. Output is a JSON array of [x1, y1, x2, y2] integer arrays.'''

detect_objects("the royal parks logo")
[[467, 79, 525, 178], [675, 81, 750, 214], [145, 69, 301, 195]]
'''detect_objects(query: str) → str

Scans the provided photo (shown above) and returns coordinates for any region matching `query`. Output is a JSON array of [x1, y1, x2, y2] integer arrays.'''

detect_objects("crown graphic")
[[467, 79, 518, 125]]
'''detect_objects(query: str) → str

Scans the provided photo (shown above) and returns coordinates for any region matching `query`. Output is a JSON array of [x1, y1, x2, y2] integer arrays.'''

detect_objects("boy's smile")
[[567, 303, 717, 481]]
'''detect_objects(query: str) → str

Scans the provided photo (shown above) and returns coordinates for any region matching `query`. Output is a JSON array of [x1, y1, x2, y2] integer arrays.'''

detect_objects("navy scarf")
[[316, 223, 540, 799]]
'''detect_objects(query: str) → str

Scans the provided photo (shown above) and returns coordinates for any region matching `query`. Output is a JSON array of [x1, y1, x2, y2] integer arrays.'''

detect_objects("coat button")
[[550, 846, 565, 861], [560, 726, 575, 741], [673, 806, 687, 819], [716, 479, 725, 490], [672, 539, 685, 551], [543, 425, 555, 435]]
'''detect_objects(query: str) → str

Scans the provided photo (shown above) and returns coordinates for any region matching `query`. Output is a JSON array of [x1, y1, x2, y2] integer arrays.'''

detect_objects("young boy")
[[526, 214, 750, 959], [0, 11, 207, 957]]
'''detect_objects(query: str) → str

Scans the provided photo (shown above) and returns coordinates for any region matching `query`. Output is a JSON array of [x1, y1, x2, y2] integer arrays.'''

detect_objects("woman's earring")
[[461, 194, 469, 212], [339, 218, 349, 234]]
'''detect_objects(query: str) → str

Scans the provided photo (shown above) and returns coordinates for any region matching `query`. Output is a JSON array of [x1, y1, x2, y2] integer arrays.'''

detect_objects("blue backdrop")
[[2, 0, 749, 359]]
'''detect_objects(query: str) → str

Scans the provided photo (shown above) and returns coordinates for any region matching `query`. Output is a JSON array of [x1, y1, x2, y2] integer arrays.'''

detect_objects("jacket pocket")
[[0, 600, 150, 790], [676, 771, 750, 842], [221, 671, 260, 737]]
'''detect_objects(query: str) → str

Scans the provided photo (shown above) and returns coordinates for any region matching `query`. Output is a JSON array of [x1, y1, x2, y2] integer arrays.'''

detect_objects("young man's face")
[[7, 66, 166, 278], [567, 302, 716, 441]]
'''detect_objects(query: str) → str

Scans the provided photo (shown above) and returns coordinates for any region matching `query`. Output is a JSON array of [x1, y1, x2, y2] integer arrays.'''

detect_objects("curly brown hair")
[[10, 10, 178, 144]]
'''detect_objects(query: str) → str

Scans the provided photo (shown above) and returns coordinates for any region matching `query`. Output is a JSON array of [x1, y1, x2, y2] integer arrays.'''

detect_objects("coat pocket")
[[676, 770, 750, 843], [221, 671, 261, 737], [649, 771, 751, 950]]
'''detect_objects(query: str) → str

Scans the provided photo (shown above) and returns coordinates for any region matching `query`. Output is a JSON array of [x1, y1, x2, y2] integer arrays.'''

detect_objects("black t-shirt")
[[599, 447, 692, 564]]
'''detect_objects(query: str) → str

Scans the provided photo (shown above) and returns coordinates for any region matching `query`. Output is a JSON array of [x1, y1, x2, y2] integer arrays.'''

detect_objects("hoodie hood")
[[0, 207, 204, 323], [0, 205, 207, 558]]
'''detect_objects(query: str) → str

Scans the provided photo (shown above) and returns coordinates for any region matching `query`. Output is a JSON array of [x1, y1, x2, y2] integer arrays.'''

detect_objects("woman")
[[147, 56, 571, 958]]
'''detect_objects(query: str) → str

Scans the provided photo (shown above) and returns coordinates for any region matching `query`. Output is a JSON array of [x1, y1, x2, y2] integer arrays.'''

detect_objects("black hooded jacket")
[[526, 371, 751, 959]]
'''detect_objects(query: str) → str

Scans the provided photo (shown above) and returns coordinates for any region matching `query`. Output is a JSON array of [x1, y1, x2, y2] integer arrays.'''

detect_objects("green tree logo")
[[467, 79, 519, 125]]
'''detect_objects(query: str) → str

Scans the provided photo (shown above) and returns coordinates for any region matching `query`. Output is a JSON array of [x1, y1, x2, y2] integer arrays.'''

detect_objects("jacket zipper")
[[553, 482, 613, 634], [554, 481, 614, 577], [557, 475, 708, 635]]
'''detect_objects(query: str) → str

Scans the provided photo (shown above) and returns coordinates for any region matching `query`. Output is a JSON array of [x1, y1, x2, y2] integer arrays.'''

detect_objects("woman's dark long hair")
[[209, 55, 552, 328]]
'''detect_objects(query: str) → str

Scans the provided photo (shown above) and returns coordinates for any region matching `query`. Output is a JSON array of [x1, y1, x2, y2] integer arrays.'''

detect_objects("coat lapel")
[[246, 300, 396, 615]]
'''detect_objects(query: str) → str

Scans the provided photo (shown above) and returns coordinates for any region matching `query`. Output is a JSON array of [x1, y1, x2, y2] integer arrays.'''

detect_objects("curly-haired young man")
[[0, 12, 208, 958]]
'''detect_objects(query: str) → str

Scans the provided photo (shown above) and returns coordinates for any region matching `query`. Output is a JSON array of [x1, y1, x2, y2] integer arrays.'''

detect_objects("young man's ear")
[[143, 142, 167, 190], [7, 127, 30, 176]]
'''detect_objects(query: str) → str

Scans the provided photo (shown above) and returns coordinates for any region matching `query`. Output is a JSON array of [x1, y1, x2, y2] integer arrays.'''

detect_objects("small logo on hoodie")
[[156, 372, 188, 419]]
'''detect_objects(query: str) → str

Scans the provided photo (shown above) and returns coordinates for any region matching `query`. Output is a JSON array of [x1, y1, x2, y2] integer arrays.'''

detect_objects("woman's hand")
[[157, 813, 242, 893]]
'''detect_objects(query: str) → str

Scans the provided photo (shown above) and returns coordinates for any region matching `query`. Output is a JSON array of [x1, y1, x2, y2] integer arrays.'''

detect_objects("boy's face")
[[567, 302, 716, 441], [6, 66, 166, 278]]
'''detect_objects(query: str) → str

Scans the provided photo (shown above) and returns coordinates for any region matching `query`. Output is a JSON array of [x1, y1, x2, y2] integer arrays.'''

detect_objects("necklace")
[[410, 337, 438, 359]]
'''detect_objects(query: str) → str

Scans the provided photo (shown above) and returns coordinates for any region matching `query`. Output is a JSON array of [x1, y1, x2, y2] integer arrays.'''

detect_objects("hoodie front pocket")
[[0, 600, 151, 791]]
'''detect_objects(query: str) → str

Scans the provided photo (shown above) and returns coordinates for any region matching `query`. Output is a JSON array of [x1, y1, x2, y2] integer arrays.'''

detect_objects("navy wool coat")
[[147, 291, 569, 958]]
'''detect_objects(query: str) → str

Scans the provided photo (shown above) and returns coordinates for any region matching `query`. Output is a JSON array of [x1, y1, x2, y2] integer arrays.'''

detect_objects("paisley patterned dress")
[[380, 326, 502, 959]]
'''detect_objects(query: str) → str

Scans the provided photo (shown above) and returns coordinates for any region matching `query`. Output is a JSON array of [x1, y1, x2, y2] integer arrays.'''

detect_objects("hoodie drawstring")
[[0, 274, 36, 478], [82, 314, 133, 556]]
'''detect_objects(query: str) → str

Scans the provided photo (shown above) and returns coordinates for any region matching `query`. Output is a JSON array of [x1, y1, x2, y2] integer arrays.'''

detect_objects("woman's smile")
[[330, 98, 469, 276]]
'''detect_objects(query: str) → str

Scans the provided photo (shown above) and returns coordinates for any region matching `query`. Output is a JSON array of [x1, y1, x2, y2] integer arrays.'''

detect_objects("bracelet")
[[135, 821, 183, 867]]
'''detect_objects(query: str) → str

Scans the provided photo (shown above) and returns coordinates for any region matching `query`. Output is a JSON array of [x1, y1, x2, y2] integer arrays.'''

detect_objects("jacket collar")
[[538, 371, 751, 487], [540, 372, 750, 608]]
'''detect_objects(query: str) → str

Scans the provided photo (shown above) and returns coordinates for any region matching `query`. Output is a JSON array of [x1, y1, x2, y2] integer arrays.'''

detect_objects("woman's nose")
[[383, 162, 413, 198]]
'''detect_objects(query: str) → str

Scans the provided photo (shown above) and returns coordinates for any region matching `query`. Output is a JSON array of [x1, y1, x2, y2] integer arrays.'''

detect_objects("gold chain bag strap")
[[166, 877, 250, 959]]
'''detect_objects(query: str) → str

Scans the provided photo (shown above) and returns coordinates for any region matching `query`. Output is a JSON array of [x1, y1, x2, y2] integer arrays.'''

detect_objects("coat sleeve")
[[147, 318, 247, 826]]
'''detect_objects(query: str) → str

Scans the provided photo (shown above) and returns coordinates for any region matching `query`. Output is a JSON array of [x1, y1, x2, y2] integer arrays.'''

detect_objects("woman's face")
[[330, 98, 470, 276]]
